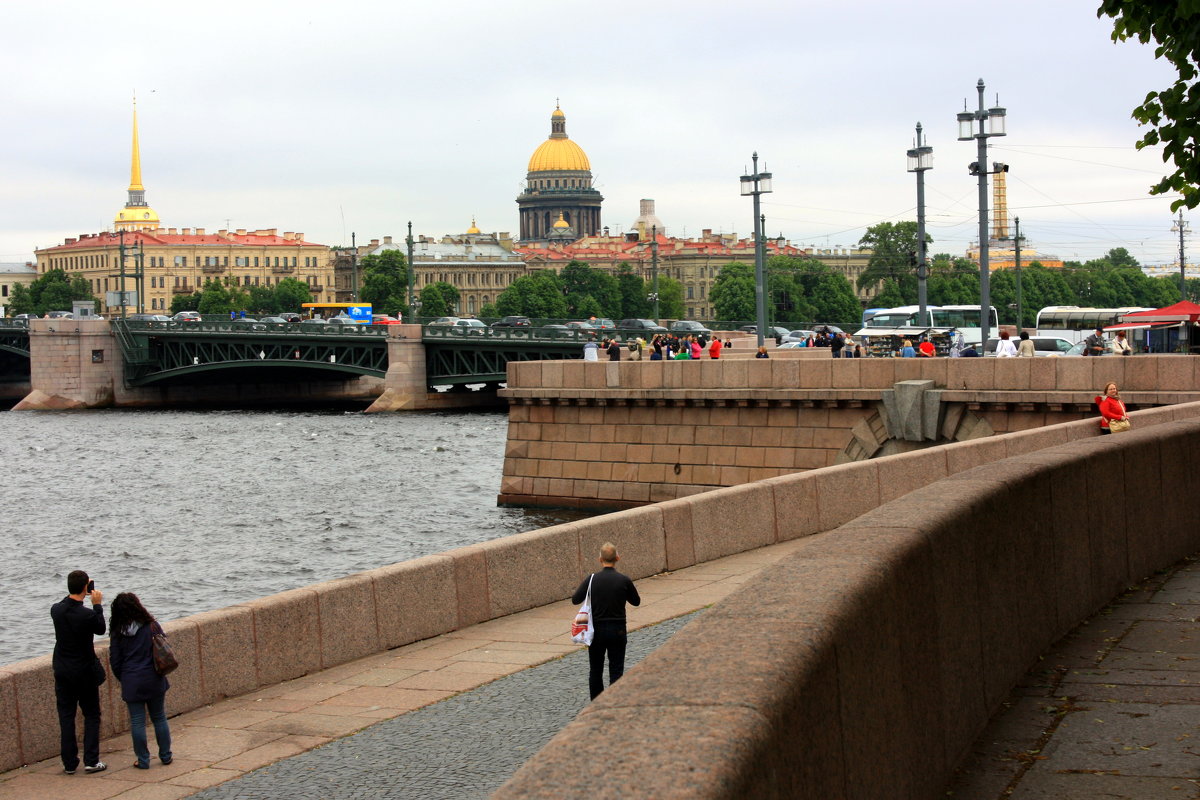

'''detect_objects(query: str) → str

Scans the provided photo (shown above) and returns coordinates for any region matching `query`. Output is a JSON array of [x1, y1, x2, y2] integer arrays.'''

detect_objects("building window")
[[254, 257, 259, 267]]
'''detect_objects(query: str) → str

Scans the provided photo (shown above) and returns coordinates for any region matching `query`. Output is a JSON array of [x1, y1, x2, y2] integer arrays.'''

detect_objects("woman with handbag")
[[1096, 381, 1130, 434], [108, 593, 173, 769]]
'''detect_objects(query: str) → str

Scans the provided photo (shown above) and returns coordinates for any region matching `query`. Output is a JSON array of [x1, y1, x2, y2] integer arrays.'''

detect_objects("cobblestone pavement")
[[189, 612, 700, 800], [948, 555, 1200, 799]]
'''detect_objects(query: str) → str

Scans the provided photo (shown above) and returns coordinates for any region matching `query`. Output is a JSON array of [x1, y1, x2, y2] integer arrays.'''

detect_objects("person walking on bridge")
[[572, 543, 640, 700]]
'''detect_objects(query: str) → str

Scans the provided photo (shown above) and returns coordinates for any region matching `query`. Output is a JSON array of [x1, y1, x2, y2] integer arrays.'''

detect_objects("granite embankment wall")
[[496, 401, 1200, 799], [1, 400, 1195, 775], [499, 355, 1200, 509]]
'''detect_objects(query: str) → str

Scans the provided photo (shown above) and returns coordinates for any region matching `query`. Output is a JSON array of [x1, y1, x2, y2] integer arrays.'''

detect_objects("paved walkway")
[[0, 539, 808, 800], [949, 555, 1200, 799]]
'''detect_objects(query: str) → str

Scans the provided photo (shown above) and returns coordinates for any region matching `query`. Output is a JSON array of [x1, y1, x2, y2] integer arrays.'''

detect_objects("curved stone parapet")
[[495, 405, 1200, 799]]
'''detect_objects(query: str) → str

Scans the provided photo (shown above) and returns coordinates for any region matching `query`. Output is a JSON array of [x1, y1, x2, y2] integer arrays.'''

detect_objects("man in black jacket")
[[572, 543, 640, 699], [51, 569, 107, 774]]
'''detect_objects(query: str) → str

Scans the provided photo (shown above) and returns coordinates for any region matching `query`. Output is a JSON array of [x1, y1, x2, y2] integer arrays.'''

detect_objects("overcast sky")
[[0, 1, 1185, 267]]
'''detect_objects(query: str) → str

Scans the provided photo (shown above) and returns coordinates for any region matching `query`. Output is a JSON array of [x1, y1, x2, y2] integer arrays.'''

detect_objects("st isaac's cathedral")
[[515, 106, 603, 244]]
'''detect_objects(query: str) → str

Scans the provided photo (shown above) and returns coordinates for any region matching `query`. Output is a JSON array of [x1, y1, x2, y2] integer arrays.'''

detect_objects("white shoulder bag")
[[570, 575, 595, 645]]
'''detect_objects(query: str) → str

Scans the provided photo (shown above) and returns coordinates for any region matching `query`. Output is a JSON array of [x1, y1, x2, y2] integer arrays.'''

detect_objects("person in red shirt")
[[1096, 381, 1128, 433], [917, 339, 936, 357], [708, 338, 722, 359]]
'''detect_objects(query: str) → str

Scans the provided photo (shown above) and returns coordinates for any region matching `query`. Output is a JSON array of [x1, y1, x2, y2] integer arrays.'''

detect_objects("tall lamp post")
[[957, 79, 1007, 346], [907, 123, 933, 323], [406, 221, 417, 321], [649, 224, 660, 320], [740, 152, 773, 347], [1172, 211, 1188, 301]]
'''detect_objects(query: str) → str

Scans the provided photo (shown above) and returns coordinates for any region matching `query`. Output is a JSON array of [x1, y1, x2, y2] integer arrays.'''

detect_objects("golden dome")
[[466, 217, 481, 234], [528, 138, 591, 172], [552, 213, 570, 229], [527, 105, 591, 172]]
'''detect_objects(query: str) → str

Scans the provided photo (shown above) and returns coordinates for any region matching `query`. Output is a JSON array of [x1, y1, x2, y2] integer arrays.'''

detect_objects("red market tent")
[[1119, 300, 1200, 322]]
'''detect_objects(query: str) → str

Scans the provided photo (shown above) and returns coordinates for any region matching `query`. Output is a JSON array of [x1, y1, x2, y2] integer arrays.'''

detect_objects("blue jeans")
[[127, 695, 172, 767]]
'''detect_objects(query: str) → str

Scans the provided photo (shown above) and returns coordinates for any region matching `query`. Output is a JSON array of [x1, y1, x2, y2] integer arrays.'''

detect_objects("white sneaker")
[[84, 761, 107, 774]]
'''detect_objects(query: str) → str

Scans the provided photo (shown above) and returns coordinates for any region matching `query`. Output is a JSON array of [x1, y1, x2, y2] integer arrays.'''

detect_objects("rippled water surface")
[[1, 408, 584, 666]]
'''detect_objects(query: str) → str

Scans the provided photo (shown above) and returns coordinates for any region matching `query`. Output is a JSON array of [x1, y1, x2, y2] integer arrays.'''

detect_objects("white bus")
[[862, 305, 999, 347], [1034, 306, 1152, 344]]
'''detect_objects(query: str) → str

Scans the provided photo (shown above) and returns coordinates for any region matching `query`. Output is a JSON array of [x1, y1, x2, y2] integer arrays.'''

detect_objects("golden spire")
[[129, 94, 144, 191]]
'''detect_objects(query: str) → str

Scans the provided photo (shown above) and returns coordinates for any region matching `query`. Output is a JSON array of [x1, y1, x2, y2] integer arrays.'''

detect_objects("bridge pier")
[[12, 319, 121, 409]]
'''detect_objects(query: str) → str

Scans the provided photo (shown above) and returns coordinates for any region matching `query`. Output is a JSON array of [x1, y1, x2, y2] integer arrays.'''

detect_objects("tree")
[[196, 279, 249, 315], [494, 270, 569, 318], [616, 263, 649, 319], [274, 278, 314, 313], [657, 276, 685, 319], [359, 249, 410, 317], [710, 262, 756, 321], [419, 282, 460, 317], [170, 291, 202, 314], [1099, 1, 1200, 209], [856, 221, 930, 296], [248, 285, 276, 314], [767, 255, 861, 325], [559, 260, 620, 318], [873, 279, 907, 309], [9, 269, 99, 316]]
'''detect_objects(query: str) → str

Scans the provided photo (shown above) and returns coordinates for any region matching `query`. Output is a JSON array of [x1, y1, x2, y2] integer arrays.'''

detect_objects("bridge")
[[2, 318, 597, 409]]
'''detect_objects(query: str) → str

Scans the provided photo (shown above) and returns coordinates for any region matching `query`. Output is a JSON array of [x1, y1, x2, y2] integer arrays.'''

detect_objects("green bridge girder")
[[0, 326, 30, 358], [110, 320, 591, 389]]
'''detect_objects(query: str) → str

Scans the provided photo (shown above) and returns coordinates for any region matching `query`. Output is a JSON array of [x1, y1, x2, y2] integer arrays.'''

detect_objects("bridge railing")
[[121, 320, 389, 337], [0, 320, 30, 330]]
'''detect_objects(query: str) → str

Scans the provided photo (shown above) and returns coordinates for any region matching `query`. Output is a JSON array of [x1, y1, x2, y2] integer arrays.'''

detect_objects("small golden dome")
[[466, 217, 481, 234], [552, 213, 570, 229], [551, 108, 565, 119]]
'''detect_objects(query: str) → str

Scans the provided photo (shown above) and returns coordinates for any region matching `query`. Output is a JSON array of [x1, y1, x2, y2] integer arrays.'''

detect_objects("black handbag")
[[151, 623, 178, 676]]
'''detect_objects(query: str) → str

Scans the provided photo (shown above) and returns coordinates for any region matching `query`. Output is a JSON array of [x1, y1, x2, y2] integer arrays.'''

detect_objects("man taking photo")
[[51, 569, 107, 775]]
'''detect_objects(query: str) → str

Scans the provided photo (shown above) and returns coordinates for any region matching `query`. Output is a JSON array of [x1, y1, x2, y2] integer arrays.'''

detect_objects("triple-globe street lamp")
[[957, 79, 1007, 345], [740, 153, 773, 347]]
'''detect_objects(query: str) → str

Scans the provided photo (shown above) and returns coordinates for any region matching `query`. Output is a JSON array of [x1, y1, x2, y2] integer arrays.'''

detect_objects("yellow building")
[[35, 103, 335, 315]]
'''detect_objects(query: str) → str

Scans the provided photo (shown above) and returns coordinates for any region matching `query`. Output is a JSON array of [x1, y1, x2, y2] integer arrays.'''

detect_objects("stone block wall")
[[1, 401, 1195, 772], [495, 402, 1200, 800]]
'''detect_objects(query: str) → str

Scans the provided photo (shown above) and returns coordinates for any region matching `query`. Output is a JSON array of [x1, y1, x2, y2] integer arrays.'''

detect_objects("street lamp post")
[[907, 123, 933, 323], [957, 78, 1007, 346], [1172, 211, 1189, 301], [406, 221, 416, 321], [649, 224, 660, 321], [740, 152, 773, 348]]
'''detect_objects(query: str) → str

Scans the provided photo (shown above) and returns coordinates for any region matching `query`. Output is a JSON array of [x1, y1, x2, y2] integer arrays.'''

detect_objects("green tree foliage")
[[711, 262, 756, 322], [559, 260, 620, 318], [7, 269, 99, 316], [359, 249, 410, 317], [856, 221, 930, 295], [617, 263, 649, 319], [1099, 1, 1200, 209], [170, 291, 202, 314], [494, 270, 569, 318], [767, 255, 862, 326], [248, 285, 276, 314], [656, 276, 685, 319], [274, 278, 315, 313], [196, 279, 250, 315], [480, 302, 499, 318], [873, 279, 907, 309], [419, 281, 460, 318]]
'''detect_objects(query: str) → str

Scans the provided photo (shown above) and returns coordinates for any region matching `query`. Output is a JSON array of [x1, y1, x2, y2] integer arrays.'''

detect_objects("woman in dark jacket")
[[108, 593, 172, 769]]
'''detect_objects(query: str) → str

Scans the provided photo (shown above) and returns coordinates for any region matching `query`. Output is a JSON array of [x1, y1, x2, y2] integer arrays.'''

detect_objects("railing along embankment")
[[495, 400, 1200, 799]]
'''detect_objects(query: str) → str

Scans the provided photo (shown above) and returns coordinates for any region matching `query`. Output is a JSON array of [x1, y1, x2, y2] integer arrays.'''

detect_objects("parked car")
[[448, 318, 489, 334], [491, 316, 532, 328], [591, 318, 616, 329], [619, 318, 667, 332], [258, 316, 289, 324], [1063, 339, 1113, 357], [327, 315, 364, 328], [126, 313, 166, 322], [172, 311, 202, 323], [371, 315, 402, 325], [565, 321, 596, 330], [428, 316, 462, 326], [230, 316, 266, 331], [783, 329, 816, 343], [300, 317, 329, 327], [669, 320, 712, 336], [12, 313, 39, 323], [278, 312, 302, 323], [46, 310, 75, 319], [982, 336, 1074, 357]]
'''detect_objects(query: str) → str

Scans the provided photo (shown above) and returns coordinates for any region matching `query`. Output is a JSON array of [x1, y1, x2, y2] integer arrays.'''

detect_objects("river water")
[[0, 408, 583, 667]]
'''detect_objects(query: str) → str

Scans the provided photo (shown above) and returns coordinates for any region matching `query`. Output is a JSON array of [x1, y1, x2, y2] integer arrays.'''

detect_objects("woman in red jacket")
[[1096, 381, 1128, 434]]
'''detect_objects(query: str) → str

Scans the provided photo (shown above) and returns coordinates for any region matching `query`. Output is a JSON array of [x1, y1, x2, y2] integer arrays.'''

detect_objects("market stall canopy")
[[1119, 300, 1200, 323], [1104, 321, 1182, 332], [853, 326, 938, 338]]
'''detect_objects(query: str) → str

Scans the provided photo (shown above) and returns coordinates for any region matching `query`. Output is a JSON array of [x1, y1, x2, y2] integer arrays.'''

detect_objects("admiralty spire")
[[114, 98, 161, 232]]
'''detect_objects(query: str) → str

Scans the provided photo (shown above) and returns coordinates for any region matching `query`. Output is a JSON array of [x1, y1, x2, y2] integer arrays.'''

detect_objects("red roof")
[[40, 230, 324, 252], [1122, 301, 1200, 322]]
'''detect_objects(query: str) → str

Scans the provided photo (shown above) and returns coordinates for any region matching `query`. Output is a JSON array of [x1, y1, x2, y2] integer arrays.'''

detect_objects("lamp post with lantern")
[[907, 123, 933, 323], [957, 79, 1006, 346], [740, 153, 773, 348]]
